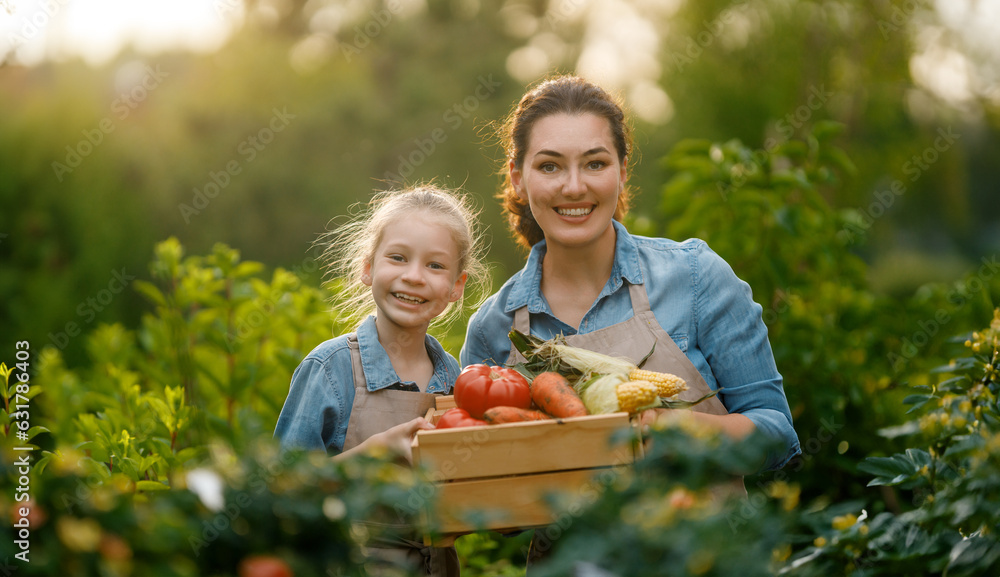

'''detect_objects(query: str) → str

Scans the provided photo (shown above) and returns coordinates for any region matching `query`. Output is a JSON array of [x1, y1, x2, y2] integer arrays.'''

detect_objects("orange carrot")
[[483, 406, 552, 424], [530, 372, 588, 418]]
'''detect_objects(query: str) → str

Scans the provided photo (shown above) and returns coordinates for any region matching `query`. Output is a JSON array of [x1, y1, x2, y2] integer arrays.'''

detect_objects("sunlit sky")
[[1, 0, 238, 66], [2, 0, 999, 117]]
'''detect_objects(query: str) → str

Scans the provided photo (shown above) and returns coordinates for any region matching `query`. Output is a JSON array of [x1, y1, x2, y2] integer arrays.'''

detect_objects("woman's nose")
[[563, 167, 586, 196]]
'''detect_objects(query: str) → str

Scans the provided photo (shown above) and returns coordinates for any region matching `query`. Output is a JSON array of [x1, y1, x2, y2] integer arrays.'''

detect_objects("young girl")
[[275, 184, 486, 576]]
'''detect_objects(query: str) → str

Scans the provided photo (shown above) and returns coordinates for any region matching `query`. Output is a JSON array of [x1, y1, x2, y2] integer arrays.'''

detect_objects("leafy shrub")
[[784, 309, 1000, 576], [651, 124, 915, 501]]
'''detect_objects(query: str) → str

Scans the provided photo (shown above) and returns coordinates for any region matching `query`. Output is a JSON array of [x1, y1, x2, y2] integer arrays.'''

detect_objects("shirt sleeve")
[[273, 354, 349, 455], [694, 244, 801, 471]]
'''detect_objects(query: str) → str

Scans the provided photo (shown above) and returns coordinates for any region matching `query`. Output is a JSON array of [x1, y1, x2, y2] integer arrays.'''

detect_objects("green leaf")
[[659, 389, 719, 409], [133, 280, 167, 307], [137, 480, 170, 492], [858, 454, 919, 486], [878, 420, 920, 439], [903, 393, 935, 413]]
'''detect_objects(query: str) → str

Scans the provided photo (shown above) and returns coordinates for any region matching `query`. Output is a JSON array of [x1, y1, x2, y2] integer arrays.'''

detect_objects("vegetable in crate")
[[509, 329, 718, 414], [530, 372, 588, 417], [453, 364, 532, 419], [435, 408, 488, 429], [483, 406, 552, 424]]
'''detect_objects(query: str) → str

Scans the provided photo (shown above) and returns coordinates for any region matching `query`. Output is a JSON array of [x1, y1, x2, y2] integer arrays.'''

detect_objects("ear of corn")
[[628, 369, 688, 398], [616, 380, 660, 413], [579, 373, 627, 414], [508, 330, 715, 414]]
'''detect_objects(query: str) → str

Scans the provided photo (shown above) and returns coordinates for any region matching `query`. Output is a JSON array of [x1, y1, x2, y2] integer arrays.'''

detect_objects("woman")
[[461, 74, 799, 472]]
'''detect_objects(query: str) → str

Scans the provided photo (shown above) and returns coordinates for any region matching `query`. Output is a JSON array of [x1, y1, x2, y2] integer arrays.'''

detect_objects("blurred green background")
[[2, 0, 998, 367]]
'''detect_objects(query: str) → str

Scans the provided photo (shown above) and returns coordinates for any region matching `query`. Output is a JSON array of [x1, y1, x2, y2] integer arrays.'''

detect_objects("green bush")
[[784, 309, 1000, 576], [651, 124, 915, 502]]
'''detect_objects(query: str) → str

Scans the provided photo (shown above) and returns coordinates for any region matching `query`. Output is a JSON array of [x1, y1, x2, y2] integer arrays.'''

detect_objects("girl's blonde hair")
[[318, 184, 489, 330]]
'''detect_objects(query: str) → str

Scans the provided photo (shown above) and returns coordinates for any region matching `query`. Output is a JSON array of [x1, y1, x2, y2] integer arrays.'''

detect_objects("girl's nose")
[[401, 263, 425, 284]]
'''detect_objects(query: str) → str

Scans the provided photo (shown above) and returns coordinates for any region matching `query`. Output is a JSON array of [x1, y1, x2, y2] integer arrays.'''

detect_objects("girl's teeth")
[[394, 293, 423, 304], [557, 207, 592, 216]]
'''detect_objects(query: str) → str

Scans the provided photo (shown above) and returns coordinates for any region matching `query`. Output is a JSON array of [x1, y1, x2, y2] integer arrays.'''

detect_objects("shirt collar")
[[356, 315, 453, 393], [504, 220, 644, 314]]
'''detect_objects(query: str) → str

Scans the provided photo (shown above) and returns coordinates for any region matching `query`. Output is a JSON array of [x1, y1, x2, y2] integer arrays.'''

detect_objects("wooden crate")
[[412, 396, 641, 538]]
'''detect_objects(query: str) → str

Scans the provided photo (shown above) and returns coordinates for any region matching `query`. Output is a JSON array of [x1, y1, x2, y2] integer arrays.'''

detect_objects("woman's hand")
[[335, 417, 435, 465], [638, 408, 756, 440]]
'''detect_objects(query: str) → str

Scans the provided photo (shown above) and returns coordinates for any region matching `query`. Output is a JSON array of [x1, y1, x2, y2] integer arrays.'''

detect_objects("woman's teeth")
[[557, 207, 593, 216], [394, 293, 425, 304]]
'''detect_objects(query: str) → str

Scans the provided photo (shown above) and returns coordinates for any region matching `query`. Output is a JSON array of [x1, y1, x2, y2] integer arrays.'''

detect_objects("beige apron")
[[507, 282, 745, 567], [506, 282, 727, 415], [343, 335, 461, 577]]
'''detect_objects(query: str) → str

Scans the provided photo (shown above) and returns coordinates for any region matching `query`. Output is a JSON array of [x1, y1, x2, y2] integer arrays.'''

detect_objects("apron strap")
[[346, 334, 368, 391]]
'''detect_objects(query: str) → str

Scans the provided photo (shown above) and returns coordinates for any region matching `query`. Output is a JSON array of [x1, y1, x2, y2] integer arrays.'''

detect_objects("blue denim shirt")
[[461, 220, 800, 471], [274, 315, 460, 454]]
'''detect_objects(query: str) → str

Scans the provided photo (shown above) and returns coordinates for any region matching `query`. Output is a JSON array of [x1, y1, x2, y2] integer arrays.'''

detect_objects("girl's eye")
[[428, 262, 445, 270], [389, 254, 405, 262]]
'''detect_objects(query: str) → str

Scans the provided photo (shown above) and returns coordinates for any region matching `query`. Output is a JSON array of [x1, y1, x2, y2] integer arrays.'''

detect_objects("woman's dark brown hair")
[[497, 75, 634, 249]]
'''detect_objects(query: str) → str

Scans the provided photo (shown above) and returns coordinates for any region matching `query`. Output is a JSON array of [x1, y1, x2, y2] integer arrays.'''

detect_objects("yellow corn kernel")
[[616, 380, 659, 413], [628, 369, 688, 398]]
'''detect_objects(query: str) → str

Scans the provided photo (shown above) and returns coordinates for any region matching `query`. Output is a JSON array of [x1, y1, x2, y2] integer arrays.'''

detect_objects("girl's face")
[[363, 212, 467, 333], [510, 112, 627, 252]]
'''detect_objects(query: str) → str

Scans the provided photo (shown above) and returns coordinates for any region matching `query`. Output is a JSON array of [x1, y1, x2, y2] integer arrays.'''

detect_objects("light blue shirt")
[[274, 315, 460, 454], [461, 220, 800, 471]]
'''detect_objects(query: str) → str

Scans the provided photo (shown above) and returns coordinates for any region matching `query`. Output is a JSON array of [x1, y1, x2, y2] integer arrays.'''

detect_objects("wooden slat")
[[414, 412, 634, 481], [434, 395, 457, 410], [430, 468, 623, 535]]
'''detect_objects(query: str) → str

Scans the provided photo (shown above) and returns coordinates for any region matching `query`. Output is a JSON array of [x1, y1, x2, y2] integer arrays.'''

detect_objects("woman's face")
[[510, 112, 627, 252]]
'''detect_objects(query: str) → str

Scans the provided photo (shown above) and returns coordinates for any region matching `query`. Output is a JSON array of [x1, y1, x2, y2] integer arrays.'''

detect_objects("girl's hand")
[[364, 417, 435, 465]]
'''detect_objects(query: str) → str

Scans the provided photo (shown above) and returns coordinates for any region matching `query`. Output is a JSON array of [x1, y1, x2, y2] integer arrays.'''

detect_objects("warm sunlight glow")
[[1, 0, 240, 66]]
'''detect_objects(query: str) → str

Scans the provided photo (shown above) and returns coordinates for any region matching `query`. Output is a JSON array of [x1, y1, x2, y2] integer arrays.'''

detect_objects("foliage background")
[[1, 0, 1000, 575]]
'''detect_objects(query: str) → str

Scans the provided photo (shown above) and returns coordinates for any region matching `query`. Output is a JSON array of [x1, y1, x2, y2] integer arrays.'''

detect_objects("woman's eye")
[[587, 160, 607, 170], [539, 162, 558, 173]]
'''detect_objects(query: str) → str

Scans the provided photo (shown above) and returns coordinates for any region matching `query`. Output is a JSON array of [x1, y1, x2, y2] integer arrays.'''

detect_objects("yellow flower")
[[686, 550, 715, 575], [57, 517, 102, 552], [814, 537, 828, 548], [832, 514, 857, 531]]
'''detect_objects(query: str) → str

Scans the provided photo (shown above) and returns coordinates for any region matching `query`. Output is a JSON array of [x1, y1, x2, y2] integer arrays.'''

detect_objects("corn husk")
[[577, 373, 627, 415], [508, 329, 718, 414]]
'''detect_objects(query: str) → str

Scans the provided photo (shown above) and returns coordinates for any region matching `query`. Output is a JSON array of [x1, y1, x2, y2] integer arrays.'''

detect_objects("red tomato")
[[238, 555, 293, 577], [453, 364, 531, 419], [435, 408, 488, 429]]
